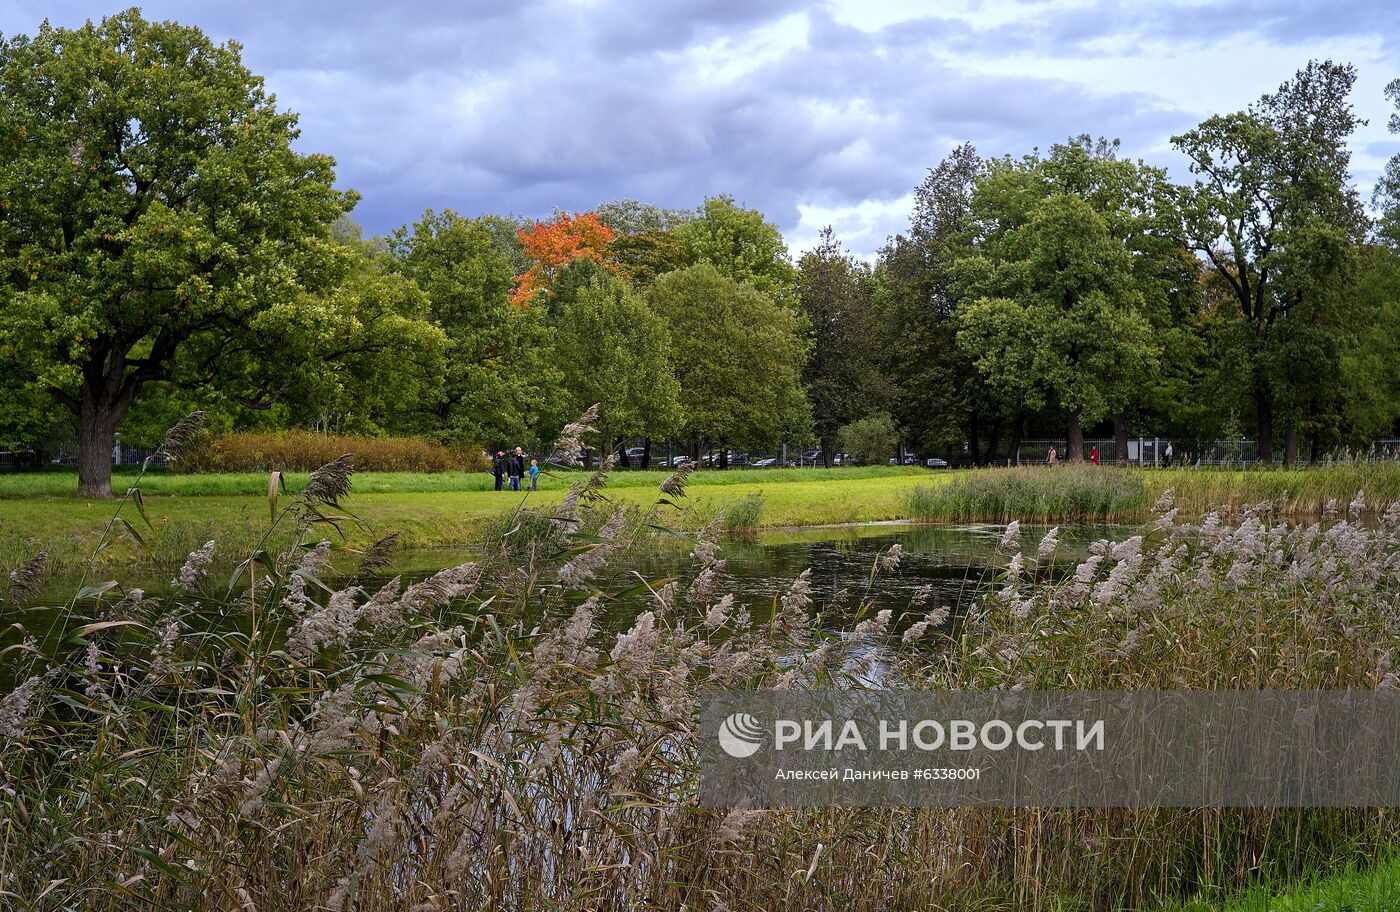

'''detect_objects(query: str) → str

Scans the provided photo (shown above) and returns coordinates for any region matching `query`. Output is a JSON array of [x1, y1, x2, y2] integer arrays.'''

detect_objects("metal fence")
[[0, 442, 165, 470], [1015, 438, 1400, 466]]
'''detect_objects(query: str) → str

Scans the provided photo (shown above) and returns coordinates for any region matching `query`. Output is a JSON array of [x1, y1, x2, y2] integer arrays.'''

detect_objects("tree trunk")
[[77, 375, 132, 498], [616, 436, 631, 469], [1114, 413, 1128, 466], [1254, 388, 1273, 465], [968, 411, 980, 467], [1283, 420, 1297, 467], [718, 448, 729, 470], [641, 438, 652, 470], [981, 415, 1002, 466], [1066, 410, 1084, 463], [1310, 432, 1320, 465], [77, 402, 118, 499], [820, 435, 834, 469]]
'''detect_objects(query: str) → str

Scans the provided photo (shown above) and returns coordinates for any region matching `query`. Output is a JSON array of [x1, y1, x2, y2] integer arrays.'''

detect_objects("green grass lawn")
[[0, 463, 926, 497], [0, 465, 944, 572], [5, 461, 1400, 575], [1156, 857, 1400, 911]]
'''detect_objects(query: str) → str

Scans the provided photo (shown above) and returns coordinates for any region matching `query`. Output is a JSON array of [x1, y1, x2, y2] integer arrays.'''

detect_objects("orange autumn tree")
[[510, 211, 618, 306]]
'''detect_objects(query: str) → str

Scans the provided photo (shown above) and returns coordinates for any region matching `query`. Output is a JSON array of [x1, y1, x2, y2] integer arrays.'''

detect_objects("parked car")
[[925, 457, 949, 468], [752, 457, 779, 468]]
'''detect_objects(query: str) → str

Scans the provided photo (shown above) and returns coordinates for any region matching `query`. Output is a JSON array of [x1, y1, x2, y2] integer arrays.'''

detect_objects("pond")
[[6, 521, 1119, 656]]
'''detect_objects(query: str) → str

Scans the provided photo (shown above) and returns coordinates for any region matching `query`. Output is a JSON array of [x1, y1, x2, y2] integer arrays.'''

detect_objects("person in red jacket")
[[1090, 446, 1100, 465]]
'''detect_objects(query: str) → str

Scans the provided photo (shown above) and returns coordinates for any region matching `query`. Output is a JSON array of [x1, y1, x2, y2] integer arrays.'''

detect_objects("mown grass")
[[0, 469, 939, 574], [0, 464, 928, 497], [7, 463, 1400, 576]]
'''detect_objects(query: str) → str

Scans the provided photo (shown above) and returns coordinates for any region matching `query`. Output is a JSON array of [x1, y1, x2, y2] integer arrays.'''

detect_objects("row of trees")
[[3, 12, 1399, 496]]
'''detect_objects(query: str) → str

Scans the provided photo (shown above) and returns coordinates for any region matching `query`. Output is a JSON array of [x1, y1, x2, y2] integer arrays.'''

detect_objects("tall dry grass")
[[175, 430, 488, 473], [2, 419, 1399, 910]]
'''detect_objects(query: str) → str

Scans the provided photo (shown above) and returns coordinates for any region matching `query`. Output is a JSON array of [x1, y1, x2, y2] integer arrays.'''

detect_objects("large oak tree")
[[0, 10, 353, 496]]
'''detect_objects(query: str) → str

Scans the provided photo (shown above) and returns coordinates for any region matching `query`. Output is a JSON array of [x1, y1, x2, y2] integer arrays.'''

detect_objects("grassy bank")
[[0, 467, 937, 573], [6, 463, 1400, 575]]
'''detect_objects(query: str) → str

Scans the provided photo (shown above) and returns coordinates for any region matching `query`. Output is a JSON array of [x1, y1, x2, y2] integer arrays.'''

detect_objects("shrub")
[[838, 412, 899, 466], [721, 491, 765, 532], [175, 430, 488, 473]]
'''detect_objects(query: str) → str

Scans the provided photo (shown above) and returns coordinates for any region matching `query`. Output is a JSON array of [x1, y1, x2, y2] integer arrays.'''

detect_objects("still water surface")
[[10, 521, 1118, 645]]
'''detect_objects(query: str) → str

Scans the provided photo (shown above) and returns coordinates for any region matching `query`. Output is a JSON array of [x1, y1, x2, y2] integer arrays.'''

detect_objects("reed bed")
[[907, 463, 1400, 523], [2, 418, 1399, 910]]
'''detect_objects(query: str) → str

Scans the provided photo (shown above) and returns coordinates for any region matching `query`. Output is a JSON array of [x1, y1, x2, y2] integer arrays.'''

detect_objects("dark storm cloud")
[[1, 1, 1391, 255]]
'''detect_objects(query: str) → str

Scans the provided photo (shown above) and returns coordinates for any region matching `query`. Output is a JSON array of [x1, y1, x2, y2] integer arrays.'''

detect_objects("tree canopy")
[[0, 10, 357, 495], [650, 264, 808, 453], [0, 13, 1395, 487]]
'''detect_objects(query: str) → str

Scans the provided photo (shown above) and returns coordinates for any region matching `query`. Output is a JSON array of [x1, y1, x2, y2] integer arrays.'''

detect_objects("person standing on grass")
[[1165, 440, 1174, 467], [529, 458, 540, 491], [494, 450, 507, 490], [508, 446, 525, 491], [1090, 445, 1100, 465], [1047, 445, 1058, 465]]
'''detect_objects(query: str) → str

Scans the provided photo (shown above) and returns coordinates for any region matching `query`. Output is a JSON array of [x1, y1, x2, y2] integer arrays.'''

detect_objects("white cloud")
[[5, 0, 1396, 256]]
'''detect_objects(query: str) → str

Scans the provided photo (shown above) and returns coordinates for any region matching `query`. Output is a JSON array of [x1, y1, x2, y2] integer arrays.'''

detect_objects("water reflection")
[[585, 522, 1123, 634], [4, 522, 1127, 658]]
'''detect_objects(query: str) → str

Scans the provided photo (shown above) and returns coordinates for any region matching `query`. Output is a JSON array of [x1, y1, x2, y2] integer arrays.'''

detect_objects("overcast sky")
[[6, 1, 1399, 257]]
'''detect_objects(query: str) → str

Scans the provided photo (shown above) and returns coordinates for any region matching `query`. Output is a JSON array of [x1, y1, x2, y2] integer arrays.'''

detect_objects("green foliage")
[[877, 144, 984, 454], [1159, 857, 1400, 911], [907, 466, 1145, 522], [674, 195, 796, 302], [553, 272, 682, 442], [1172, 61, 1367, 460], [650, 263, 809, 450], [0, 10, 356, 495], [954, 142, 1163, 445], [797, 228, 889, 458], [837, 412, 899, 466], [388, 209, 561, 446], [595, 198, 692, 235]]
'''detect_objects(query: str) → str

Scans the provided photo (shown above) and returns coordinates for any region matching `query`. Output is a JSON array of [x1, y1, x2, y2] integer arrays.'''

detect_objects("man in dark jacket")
[[507, 447, 526, 491], [492, 451, 506, 491]]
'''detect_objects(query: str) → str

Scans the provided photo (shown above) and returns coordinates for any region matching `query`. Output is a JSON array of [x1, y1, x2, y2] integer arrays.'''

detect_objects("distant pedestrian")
[[1090, 445, 1100, 465], [1164, 441, 1174, 467], [529, 458, 540, 491], [492, 451, 506, 491], [1047, 445, 1058, 465], [508, 447, 525, 492]]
